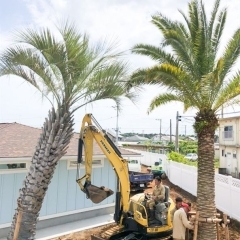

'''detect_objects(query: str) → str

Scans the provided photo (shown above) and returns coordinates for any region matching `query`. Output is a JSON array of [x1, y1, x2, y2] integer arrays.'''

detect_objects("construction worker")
[[172, 204, 194, 240], [170, 196, 183, 222], [146, 176, 165, 220]]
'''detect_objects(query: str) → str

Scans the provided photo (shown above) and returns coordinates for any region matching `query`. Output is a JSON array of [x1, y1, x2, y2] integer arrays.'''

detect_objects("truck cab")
[[151, 158, 166, 179], [127, 158, 141, 172]]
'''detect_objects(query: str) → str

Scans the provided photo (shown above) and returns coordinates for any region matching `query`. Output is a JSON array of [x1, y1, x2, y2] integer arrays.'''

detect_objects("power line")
[[178, 111, 240, 118]]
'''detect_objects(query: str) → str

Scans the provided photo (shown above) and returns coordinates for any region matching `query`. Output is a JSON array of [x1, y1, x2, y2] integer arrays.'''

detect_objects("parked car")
[[185, 153, 198, 161]]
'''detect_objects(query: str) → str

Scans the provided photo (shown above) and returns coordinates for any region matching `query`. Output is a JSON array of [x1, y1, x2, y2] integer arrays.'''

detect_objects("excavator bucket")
[[85, 184, 114, 204]]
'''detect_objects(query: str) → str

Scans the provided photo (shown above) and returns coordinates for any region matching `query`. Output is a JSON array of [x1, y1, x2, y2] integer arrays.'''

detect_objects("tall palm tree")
[[0, 22, 132, 240], [130, 0, 240, 239]]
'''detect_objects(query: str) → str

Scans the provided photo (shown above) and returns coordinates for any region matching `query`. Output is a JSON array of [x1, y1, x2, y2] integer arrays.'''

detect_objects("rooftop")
[[0, 123, 139, 158], [218, 116, 240, 121]]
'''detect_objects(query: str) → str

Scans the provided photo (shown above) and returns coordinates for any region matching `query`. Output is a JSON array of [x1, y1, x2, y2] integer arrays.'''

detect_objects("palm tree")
[[130, 0, 240, 239], [0, 22, 132, 239]]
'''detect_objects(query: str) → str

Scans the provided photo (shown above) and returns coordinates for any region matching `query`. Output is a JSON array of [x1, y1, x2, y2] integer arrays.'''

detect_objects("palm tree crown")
[[130, 0, 240, 239], [1, 22, 132, 113], [131, 0, 240, 114]]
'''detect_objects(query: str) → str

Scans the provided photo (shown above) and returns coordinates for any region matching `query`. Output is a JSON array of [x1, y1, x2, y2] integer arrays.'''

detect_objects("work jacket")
[[153, 184, 165, 202], [173, 208, 194, 240]]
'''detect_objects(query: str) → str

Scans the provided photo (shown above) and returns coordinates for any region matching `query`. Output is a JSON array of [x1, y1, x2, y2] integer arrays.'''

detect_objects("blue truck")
[[129, 171, 153, 191]]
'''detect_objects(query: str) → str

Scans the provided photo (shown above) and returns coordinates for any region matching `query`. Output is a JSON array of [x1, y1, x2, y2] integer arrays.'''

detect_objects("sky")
[[0, 0, 240, 136]]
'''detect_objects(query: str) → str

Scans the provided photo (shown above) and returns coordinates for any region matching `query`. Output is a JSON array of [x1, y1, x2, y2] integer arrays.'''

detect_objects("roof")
[[124, 135, 149, 142], [0, 123, 139, 158], [183, 136, 197, 141], [105, 128, 123, 138], [152, 135, 176, 142], [218, 116, 240, 121], [118, 141, 140, 146]]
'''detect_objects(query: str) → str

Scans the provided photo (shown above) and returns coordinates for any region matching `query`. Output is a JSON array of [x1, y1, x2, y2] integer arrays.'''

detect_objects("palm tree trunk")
[[195, 110, 218, 240], [7, 107, 74, 240]]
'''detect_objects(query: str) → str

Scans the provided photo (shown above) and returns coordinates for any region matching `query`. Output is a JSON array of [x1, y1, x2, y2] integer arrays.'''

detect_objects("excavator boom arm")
[[76, 114, 130, 223]]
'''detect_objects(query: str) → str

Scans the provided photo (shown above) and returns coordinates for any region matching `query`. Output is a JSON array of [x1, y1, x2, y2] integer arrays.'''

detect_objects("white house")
[[218, 116, 240, 178]]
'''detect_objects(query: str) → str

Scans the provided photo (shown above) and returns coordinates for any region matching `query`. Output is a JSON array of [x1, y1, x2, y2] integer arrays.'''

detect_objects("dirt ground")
[[52, 167, 240, 240]]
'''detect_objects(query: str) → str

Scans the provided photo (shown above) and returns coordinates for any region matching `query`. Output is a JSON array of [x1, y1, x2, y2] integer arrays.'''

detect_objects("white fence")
[[128, 150, 240, 222]]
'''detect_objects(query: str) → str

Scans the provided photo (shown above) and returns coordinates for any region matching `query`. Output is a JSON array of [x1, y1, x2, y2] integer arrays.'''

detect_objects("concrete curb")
[[37, 220, 114, 240]]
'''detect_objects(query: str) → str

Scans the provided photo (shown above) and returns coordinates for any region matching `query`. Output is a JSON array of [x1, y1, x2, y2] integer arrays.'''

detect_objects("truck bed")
[[129, 171, 153, 191], [129, 171, 153, 183]]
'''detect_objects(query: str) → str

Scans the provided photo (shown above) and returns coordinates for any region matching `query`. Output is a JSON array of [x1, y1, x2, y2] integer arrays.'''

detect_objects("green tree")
[[0, 22, 132, 239], [130, 0, 240, 239], [179, 140, 198, 154]]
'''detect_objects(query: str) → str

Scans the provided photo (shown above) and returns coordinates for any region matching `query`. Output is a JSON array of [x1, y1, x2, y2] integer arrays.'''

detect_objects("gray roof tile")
[[0, 123, 139, 158]]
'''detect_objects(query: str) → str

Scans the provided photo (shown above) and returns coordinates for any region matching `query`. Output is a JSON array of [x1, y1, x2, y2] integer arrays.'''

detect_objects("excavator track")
[[100, 224, 123, 239], [91, 223, 172, 240], [91, 223, 122, 240]]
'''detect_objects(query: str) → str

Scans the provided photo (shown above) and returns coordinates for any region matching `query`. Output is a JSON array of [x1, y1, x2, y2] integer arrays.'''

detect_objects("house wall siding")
[[0, 159, 116, 225]]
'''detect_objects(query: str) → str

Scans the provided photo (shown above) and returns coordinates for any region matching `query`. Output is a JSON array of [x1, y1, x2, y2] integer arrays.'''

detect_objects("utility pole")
[[156, 119, 162, 141], [170, 119, 172, 143], [175, 111, 180, 152], [116, 102, 119, 146]]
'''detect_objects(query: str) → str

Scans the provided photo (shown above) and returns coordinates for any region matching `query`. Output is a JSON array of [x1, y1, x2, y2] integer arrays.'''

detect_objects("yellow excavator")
[[76, 114, 174, 239]]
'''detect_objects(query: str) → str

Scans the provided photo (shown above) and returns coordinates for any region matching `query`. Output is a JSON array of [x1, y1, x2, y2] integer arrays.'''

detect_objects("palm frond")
[[0, 21, 130, 112], [211, 8, 227, 54], [153, 15, 194, 67], [131, 64, 202, 109], [208, 0, 221, 40], [132, 44, 181, 68], [148, 93, 182, 113], [0, 45, 62, 104], [187, 0, 200, 43], [220, 28, 240, 80], [213, 72, 240, 111]]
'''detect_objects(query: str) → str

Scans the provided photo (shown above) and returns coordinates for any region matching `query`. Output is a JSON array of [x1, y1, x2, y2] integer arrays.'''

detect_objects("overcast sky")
[[0, 0, 239, 135]]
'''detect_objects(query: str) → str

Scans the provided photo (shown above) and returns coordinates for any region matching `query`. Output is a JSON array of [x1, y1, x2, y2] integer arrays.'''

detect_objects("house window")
[[67, 159, 103, 169], [233, 153, 237, 158], [223, 126, 233, 140], [222, 150, 225, 156], [0, 162, 28, 174]]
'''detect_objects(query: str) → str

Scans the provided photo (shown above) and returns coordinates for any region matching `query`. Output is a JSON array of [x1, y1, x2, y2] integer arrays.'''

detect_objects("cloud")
[[1, 0, 240, 134]]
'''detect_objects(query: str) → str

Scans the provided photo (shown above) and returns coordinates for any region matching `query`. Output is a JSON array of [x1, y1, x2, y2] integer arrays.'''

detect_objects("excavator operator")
[[146, 176, 165, 220]]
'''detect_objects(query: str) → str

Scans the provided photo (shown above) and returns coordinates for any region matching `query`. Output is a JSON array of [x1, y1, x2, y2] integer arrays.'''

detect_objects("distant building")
[[105, 128, 123, 142], [183, 136, 197, 141], [218, 116, 240, 178], [124, 135, 149, 142], [122, 143, 169, 154], [152, 135, 175, 145]]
